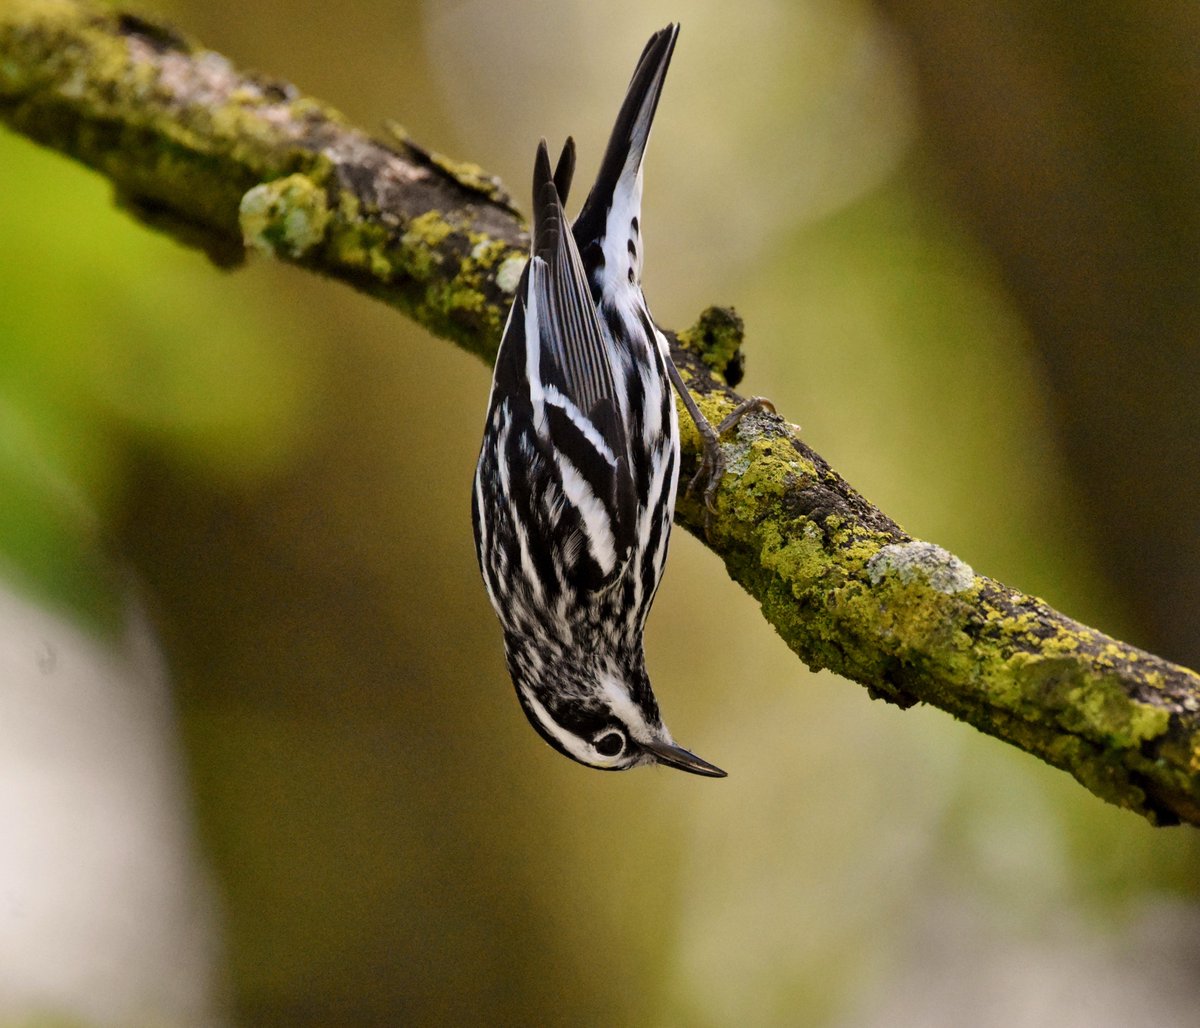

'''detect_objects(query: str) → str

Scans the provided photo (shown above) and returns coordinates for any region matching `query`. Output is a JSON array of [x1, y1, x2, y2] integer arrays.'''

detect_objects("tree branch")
[[4, 0, 1199, 826]]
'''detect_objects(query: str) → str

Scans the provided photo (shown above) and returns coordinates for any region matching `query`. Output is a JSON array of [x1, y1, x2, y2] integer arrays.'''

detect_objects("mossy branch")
[[3, 0, 1199, 826]]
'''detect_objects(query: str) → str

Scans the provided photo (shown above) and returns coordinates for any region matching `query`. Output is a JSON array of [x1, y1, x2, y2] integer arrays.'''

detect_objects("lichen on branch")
[[2, 0, 1199, 826]]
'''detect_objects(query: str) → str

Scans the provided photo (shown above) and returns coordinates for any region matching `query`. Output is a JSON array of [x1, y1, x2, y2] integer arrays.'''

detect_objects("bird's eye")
[[594, 731, 625, 757]]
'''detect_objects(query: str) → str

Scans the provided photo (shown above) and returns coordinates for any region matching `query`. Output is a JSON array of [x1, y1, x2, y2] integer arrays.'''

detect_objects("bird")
[[472, 24, 760, 777]]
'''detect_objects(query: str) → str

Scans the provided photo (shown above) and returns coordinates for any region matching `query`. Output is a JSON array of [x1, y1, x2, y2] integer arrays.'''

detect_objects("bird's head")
[[504, 637, 726, 777]]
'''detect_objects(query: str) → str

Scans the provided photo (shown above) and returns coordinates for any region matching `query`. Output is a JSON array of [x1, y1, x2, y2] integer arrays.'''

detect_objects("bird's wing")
[[524, 140, 637, 585]]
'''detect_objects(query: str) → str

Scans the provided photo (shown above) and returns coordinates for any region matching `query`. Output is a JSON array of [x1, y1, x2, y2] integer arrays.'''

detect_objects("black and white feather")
[[472, 24, 725, 777]]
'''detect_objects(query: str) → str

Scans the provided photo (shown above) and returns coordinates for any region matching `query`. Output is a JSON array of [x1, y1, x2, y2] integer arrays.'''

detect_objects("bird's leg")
[[693, 395, 776, 511], [665, 359, 774, 530]]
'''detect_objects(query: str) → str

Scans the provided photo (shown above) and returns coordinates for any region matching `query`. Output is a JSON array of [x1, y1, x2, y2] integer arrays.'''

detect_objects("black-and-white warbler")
[[473, 24, 758, 776]]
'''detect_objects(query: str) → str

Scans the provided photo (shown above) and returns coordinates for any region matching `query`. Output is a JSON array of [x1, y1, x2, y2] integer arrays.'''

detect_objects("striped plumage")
[[472, 25, 725, 777]]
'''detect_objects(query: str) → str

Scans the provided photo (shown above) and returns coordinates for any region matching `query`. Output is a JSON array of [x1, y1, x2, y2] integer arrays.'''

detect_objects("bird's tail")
[[572, 24, 679, 246]]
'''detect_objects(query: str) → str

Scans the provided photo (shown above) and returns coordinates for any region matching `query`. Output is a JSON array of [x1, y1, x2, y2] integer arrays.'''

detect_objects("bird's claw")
[[686, 396, 775, 537], [687, 444, 725, 510]]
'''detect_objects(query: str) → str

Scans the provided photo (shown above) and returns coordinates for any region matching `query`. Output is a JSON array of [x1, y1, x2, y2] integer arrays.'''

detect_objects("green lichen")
[[399, 210, 453, 278], [1069, 677, 1170, 747], [239, 173, 330, 258], [429, 151, 514, 208], [389, 210, 521, 354], [998, 642, 1172, 751], [670, 379, 1187, 821], [320, 190, 389, 279], [0, 51, 32, 94], [677, 305, 745, 379], [316, 198, 519, 355], [384, 119, 515, 209]]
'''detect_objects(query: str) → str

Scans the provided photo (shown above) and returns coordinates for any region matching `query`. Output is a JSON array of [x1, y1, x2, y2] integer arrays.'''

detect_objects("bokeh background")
[[2, 0, 1199, 1024]]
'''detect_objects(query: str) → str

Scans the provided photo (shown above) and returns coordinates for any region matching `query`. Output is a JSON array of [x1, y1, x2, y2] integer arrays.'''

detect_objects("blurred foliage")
[[2, 0, 1200, 1024], [874, 0, 1200, 669], [0, 127, 311, 631]]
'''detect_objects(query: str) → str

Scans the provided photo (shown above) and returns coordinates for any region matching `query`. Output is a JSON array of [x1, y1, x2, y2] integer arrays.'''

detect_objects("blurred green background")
[[2, 0, 1199, 1024]]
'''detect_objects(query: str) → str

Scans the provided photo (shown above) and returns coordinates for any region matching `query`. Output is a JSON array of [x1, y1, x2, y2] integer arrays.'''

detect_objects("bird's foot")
[[687, 396, 776, 536]]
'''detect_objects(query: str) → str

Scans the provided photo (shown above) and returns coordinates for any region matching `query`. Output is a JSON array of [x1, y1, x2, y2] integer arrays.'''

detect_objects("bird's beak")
[[642, 739, 727, 778]]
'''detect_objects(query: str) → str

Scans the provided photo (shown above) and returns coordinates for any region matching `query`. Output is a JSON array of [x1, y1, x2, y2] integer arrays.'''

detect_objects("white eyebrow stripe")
[[597, 671, 660, 746], [519, 686, 635, 770]]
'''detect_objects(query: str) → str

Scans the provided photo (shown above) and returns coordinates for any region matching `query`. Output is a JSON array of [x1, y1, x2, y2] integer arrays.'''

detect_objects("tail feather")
[[553, 136, 576, 207], [572, 24, 679, 250], [531, 138, 563, 264]]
